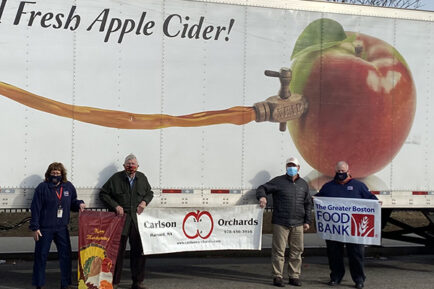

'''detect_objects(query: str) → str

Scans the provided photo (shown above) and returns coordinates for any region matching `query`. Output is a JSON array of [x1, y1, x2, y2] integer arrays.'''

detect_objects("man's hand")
[[32, 230, 42, 241], [259, 197, 267, 208], [115, 206, 124, 216], [303, 223, 310, 232], [137, 201, 147, 215], [79, 203, 86, 212]]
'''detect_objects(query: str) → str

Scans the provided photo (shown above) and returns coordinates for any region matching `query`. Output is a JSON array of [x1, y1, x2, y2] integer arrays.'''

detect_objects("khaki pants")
[[271, 224, 304, 279]]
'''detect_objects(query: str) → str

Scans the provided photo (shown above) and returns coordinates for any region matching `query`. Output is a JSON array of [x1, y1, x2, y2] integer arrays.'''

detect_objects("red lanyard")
[[56, 187, 63, 201]]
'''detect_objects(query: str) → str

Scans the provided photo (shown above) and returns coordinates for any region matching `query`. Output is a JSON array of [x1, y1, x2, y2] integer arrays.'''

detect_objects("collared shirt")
[[127, 173, 135, 188], [317, 178, 378, 200]]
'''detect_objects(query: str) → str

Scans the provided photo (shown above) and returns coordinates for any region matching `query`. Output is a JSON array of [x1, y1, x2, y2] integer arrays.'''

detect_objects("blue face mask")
[[286, 166, 298, 177]]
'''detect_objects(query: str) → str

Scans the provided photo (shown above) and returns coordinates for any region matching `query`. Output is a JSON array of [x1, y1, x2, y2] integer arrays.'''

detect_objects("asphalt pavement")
[[0, 254, 434, 289], [0, 233, 427, 255], [1, 233, 434, 289]]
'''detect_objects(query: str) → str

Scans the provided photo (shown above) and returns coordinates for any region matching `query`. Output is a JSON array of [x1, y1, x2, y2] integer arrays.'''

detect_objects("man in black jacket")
[[100, 154, 154, 289], [257, 157, 312, 287]]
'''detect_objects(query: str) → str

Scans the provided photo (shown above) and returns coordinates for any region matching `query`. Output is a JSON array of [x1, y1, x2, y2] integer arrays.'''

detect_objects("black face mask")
[[335, 172, 348, 181], [48, 175, 62, 184]]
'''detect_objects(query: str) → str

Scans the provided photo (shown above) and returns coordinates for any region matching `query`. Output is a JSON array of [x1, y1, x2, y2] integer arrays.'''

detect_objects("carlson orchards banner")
[[78, 211, 126, 289], [314, 197, 381, 245], [137, 205, 263, 254]]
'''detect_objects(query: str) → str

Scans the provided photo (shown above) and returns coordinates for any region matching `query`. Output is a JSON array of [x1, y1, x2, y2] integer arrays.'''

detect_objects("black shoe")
[[131, 282, 148, 289], [355, 282, 364, 289], [273, 277, 285, 287], [327, 280, 339, 286], [289, 278, 302, 286]]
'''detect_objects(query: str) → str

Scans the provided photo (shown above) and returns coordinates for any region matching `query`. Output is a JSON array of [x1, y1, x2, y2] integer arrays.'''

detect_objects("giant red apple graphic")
[[288, 18, 416, 178]]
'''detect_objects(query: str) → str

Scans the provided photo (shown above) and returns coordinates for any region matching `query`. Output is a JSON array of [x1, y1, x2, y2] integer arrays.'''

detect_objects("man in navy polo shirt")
[[316, 161, 378, 289]]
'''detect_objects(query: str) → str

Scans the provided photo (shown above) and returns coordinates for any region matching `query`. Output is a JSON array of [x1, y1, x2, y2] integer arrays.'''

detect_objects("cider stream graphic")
[[0, 68, 307, 131]]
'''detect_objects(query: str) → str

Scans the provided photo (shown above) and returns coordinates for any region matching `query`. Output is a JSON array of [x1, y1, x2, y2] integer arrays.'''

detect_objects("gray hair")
[[124, 153, 138, 164]]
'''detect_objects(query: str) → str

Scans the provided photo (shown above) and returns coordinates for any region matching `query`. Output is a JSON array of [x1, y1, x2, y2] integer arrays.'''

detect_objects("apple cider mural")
[[0, 18, 415, 180]]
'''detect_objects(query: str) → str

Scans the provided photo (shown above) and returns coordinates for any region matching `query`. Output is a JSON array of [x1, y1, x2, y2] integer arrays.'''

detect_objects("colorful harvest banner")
[[137, 205, 263, 255], [314, 197, 381, 245], [78, 211, 126, 289]]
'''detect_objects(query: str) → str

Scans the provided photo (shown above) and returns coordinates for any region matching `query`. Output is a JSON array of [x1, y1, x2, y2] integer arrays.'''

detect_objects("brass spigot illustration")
[[254, 68, 308, 132]]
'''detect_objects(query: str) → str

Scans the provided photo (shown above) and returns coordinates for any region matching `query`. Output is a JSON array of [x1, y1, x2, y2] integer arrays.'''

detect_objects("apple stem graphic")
[[0, 69, 308, 130], [355, 44, 363, 57]]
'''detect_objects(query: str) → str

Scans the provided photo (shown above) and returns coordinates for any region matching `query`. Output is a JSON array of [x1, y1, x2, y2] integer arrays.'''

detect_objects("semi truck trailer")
[[0, 0, 433, 245]]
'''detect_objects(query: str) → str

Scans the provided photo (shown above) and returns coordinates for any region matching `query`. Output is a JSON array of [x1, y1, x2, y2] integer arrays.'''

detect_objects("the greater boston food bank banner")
[[137, 205, 263, 254], [314, 197, 381, 245]]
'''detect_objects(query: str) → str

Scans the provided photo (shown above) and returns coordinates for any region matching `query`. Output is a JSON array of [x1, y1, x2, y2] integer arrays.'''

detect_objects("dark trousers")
[[32, 226, 72, 288], [113, 221, 146, 285], [325, 240, 366, 284]]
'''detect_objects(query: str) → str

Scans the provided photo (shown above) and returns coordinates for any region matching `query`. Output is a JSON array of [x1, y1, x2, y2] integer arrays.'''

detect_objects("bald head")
[[335, 161, 349, 173]]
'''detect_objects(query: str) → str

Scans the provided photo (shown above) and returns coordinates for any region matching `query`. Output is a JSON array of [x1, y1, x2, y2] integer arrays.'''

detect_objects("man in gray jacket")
[[257, 157, 312, 287]]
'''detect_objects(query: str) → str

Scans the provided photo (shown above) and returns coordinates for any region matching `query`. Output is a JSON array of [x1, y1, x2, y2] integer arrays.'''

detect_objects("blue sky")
[[320, 1, 434, 11], [420, 0, 434, 11]]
